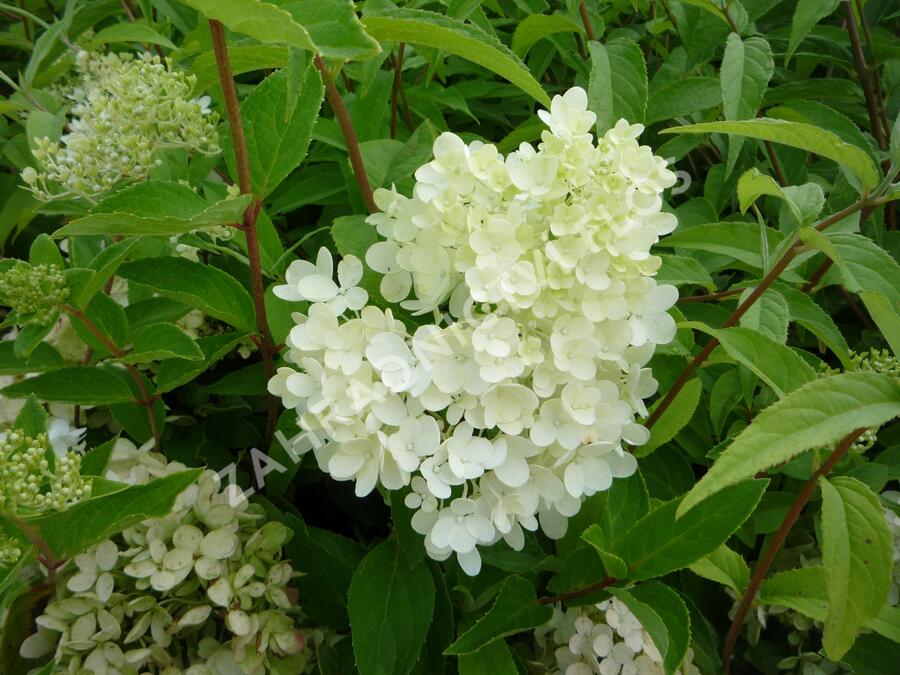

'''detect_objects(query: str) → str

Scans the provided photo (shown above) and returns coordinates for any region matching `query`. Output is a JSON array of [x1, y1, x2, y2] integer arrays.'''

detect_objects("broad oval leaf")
[[820, 476, 893, 660], [348, 540, 435, 675], [619, 479, 768, 580], [21, 469, 202, 558], [639, 378, 702, 457], [678, 372, 900, 516], [179, 0, 316, 52], [662, 118, 880, 192], [118, 257, 256, 333], [444, 575, 552, 655], [1, 366, 135, 405], [511, 14, 583, 57], [588, 38, 647, 132], [362, 9, 550, 107]]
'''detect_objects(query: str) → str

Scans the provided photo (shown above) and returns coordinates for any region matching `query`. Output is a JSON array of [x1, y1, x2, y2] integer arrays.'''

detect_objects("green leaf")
[[0, 341, 63, 375], [844, 634, 900, 675], [658, 221, 786, 270], [119, 323, 203, 364], [689, 324, 817, 397], [655, 254, 715, 289], [457, 640, 518, 675], [609, 587, 670, 665], [511, 13, 583, 57], [786, 0, 841, 64], [156, 332, 248, 393], [820, 476, 893, 660], [581, 524, 628, 578], [720, 35, 774, 176], [627, 582, 691, 675], [118, 257, 256, 333], [284, 514, 366, 628], [737, 168, 783, 212], [54, 193, 251, 237], [348, 540, 434, 675], [362, 9, 549, 106], [678, 372, 900, 516], [759, 566, 829, 618], [687, 544, 749, 593], [179, 0, 316, 52], [81, 436, 118, 476], [1, 366, 135, 405], [13, 395, 47, 436], [859, 291, 900, 356], [226, 58, 324, 197], [619, 479, 768, 580], [282, 0, 381, 61], [73, 237, 140, 308], [89, 23, 177, 50], [738, 287, 789, 343], [645, 77, 722, 124], [638, 378, 702, 457], [776, 284, 851, 366], [444, 576, 553, 655], [588, 38, 647, 133], [662, 119, 880, 192], [25, 470, 202, 558], [801, 231, 900, 303]]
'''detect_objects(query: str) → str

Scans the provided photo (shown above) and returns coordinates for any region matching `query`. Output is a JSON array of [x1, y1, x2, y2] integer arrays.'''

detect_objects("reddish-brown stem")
[[802, 258, 834, 292], [62, 304, 161, 450], [647, 199, 868, 429], [579, 2, 596, 41], [844, 2, 886, 151], [538, 576, 615, 605], [390, 44, 406, 140], [315, 55, 378, 214], [765, 141, 787, 187], [722, 428, 865, 672], [853, 0, 890, 140], [209, 20, 279, 441]]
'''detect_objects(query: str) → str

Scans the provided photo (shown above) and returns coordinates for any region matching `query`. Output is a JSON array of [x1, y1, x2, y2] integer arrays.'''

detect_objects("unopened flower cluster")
[[0, 261, 68, 325], [536, 598, 699, 675], [23, 49, 220, 200], [269, 88, 678, 574], [21, 442, 312, 674], [0, 428, 91, 564]]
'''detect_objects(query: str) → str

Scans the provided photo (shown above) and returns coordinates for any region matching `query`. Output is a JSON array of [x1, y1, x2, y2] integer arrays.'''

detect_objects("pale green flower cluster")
[[21, 449, 311, 675], [23, 49, 220, 200], [0, 428, 91, 566], [0, 428, 91, 515], [0, 261, 68, 325]]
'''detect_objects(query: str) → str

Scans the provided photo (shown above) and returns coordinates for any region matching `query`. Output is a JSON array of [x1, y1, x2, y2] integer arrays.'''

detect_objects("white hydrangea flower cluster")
[[21, 443, 313, 674], [270, 87, 678, 575], [23, 49, 220, 200], [536, 598, 699, 675]]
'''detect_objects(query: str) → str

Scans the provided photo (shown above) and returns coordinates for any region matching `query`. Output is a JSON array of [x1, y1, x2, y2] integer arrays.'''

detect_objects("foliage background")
[[0, 0, 899, 674]]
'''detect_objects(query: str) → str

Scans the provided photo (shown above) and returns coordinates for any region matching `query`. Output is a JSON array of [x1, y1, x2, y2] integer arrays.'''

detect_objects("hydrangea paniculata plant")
[[269, 86, 678, 575]]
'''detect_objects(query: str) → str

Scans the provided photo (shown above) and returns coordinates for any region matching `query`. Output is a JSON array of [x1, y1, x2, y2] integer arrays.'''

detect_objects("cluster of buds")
[[21, 446, 312, 674], [820, 349, 900, 453], [0, 428, 91, 565], [0, 428, 91, 515], [23, 49, 220, 200], [0, 261, 68, 325], [536, 597, 700, 674]]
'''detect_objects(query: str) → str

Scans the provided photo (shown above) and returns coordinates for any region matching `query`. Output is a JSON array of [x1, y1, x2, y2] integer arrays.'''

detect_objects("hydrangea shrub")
[[0, 2, 899, 675]]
